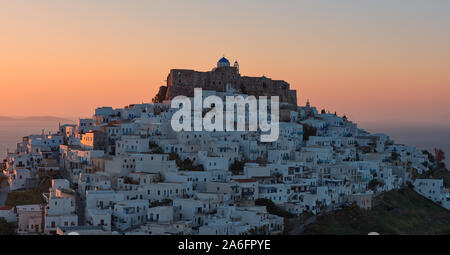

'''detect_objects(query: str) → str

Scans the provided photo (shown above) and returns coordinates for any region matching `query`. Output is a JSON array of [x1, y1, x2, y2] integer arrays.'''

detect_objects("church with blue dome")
[[216, 56, 240, 71], [217, 57, 230, 68]]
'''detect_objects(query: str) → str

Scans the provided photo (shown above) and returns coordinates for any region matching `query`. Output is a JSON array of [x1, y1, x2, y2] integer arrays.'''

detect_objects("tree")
[[149, 141, 164, 154], [150, 199, 172, 208], [391, 152, 400, 161], [229, 159, 245, 175], [255, 198, 295, 218], [368, 179, 380, 192], [169, 152, 183, 167], [149, 141, 159, 149], [179, 158, 204, 171], [150, 147, 164, 154], [169, 153, 203, 171], [422, 150, 435, 162], [302, 124, 317, 141], [273, 172, 283, 183], [435, 148, 445, 164]]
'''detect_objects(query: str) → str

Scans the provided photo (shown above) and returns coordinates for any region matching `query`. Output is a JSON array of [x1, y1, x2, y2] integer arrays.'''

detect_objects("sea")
[[359, 121, 450, 166], [0, 119, 449, 166], [0, 120, 71, 159]]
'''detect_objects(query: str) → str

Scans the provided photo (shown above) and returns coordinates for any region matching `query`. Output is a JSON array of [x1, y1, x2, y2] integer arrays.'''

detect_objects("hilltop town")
[[1, 58, 449, 235]]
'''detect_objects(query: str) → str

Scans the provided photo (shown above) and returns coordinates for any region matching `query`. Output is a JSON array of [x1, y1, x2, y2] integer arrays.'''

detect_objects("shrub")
[[255, 198, 295, 218], [0, 218, 16, 235], [302, 124, 317, 141], [229, 159, 245, 175]]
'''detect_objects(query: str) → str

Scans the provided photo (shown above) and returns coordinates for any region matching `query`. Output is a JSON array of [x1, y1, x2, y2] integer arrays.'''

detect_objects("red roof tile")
[[232, 179, 257, 183]]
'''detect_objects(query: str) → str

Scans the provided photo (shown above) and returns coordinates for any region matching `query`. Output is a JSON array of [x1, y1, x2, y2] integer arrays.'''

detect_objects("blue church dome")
[[218, 57, 229, 63], [217, 57, 231, 68]]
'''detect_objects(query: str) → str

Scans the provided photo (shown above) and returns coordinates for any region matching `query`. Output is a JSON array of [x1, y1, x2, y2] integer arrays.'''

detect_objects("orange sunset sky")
[[1, 0, 449, 126]]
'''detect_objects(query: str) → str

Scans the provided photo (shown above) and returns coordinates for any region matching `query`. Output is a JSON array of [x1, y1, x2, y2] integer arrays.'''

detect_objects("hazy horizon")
[[2, 113, 449, 128]]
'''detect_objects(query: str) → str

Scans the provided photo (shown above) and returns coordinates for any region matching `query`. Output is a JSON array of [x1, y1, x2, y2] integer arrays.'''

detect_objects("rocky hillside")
[[303, 188, 450, 235]]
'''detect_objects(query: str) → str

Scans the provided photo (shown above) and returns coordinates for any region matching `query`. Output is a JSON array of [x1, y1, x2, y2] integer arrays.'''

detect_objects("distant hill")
[[303, 188, 450, 235], [0, 116, 17, 121], [21, 116, 73, 122], [0, 116, 73, 122]]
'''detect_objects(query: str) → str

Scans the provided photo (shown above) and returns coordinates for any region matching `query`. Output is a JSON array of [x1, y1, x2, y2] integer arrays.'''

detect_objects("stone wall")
[[153, 66, 297, 105]]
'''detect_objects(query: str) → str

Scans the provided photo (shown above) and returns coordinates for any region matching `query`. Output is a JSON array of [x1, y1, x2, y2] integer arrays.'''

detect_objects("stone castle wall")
[[153, 66, 297, 105]]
